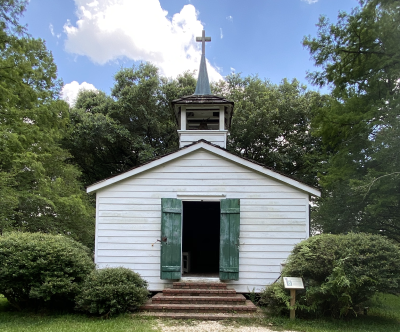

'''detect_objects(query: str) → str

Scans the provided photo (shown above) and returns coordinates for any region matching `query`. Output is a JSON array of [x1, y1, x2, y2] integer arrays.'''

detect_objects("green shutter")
[[160, 198, 182, 280], [220, 199, 240, 280]]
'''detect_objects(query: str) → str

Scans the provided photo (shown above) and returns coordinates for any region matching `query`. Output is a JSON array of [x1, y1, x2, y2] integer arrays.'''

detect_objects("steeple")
[[194, 30, 211, 95], [171, 29, 234, 149]]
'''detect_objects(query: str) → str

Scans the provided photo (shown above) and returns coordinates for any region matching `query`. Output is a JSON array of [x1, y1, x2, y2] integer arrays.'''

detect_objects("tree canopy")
[[64, 64, 197, 186], [65, 67, 325, 188], [304, 0, 400, 241], [214, 75, 326, 187], [0, 0, 94, 247]]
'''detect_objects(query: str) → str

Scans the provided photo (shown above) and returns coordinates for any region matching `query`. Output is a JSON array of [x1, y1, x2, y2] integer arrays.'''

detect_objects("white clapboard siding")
[[97, 243, 161, 250], [108, 186, 298, 194], [122, 172, 281, 180], [96, 256, 160, 264], [95, 149, 310, 292], [239, 265, 281, 273], [97, 230, 160, 237], [96, 263, 160, 270], [97, 236, 158, 244], [240, 225, 306, 232], [119, 179, 283, 186], [239, 251, 291, 259], [99, 211, 161, 218], [100, 204, 161, 211], [240, 219, 307, 225], [241, 205, 306, 212], [239, 237, 304, 245], [99, 197, 306, 206], [99, 192, 307, 199], [238, 244, 296, 252]]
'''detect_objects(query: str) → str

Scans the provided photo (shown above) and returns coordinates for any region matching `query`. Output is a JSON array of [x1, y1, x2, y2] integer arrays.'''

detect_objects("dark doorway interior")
[[182, 201, 220, 274]]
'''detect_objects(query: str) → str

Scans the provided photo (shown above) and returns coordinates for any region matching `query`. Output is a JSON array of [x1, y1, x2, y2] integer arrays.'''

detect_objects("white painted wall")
[[95, 149, 310, 292]]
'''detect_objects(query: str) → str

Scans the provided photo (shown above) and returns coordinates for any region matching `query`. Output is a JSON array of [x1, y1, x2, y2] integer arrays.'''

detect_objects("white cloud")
[[230, 67, 235, 73], [301, 0, 318, 4], [220, 28, 223, 39], [61, 81, 97, 106], [226, 15, 233, 22], [49, 23, 61, 38], [63, 0, 222, 81]]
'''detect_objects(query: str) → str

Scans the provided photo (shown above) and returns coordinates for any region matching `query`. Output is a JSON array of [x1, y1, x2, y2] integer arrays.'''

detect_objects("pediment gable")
[[86, 140, 320, 197]]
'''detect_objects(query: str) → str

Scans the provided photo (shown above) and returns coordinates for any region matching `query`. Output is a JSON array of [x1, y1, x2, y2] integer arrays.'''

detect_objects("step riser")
[[172, 282, 227, 290], [172, 285, 226, 290], [141, 307, 256, 313], [163, 290, 236, 297], [140, 313, 259, 320], [152, 300, 246, 305], [152, 293, 246, 305]]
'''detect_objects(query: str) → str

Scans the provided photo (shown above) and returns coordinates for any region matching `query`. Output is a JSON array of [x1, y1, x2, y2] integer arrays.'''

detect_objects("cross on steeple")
[[196, 30, 211, 55], [194, 30, 211, 95]]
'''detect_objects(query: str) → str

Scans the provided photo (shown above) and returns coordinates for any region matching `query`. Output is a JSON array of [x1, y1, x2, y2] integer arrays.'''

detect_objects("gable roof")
[[86, 139, 321, 197]]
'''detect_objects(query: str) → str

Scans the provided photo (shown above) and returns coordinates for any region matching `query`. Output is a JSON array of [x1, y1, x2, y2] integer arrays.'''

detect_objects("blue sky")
[[21, 0, 358, 104]]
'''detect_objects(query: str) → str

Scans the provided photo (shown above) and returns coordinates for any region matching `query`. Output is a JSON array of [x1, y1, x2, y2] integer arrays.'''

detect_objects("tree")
[[0, 0, 95, 247], [304, 0, 400, 241], [66, 67, 326, 189], [213, 75, 326, 187], [64, 65, 196, 186]]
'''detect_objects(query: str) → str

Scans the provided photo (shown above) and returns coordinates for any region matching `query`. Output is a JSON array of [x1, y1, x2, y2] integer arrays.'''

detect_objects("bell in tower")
[[172, 30, 234, 149]]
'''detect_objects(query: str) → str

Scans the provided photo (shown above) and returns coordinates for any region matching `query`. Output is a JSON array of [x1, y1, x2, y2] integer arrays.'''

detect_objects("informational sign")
[[283, 277, 304, 289]]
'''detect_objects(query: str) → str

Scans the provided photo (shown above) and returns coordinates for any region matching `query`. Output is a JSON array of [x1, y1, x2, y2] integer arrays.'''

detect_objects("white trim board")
[[87, 141, 321, 197], [177, 193, 226, 201]]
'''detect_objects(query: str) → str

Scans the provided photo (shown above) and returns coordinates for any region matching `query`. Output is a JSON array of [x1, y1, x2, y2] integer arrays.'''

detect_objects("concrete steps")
[[140, 281, 258, 319], [139, 311, 260, 320], [151, 293, 246, 305]]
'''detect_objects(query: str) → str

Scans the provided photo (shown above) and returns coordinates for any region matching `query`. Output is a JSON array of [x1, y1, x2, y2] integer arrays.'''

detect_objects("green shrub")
[[75, 267, 149, 317], [260, 233, 400, 318], [0, 232, 95, 310]]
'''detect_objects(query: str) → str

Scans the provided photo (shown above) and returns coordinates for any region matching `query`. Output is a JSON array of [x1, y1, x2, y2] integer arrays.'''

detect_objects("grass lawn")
[[234, 293, 400, 332], [0, 293, 399, 332], [0, 295, 159, 332]]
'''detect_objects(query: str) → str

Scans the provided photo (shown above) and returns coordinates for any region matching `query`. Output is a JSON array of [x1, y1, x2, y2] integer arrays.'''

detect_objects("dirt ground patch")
[[158, 320, 295, 332]]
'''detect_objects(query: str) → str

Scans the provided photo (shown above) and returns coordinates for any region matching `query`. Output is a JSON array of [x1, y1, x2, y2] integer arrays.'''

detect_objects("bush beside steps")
[[75, 267, 149, 317], [0, 232, 149, 316], [0, 232, 94, 310], [260, 233, 400, 318]]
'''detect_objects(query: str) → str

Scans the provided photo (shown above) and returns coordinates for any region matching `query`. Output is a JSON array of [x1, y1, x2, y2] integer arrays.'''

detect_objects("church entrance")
[[182, 201, 220, 277]]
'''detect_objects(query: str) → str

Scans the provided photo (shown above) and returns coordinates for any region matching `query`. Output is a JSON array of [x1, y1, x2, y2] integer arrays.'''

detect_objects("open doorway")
[[182, 201, 220, 277]]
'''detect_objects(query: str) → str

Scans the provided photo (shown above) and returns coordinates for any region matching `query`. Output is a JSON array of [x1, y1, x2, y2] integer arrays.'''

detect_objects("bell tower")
[[172, 30, 234, 149]]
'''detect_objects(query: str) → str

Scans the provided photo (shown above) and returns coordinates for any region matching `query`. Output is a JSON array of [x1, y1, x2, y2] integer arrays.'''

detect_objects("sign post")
[[283, 277, 304, 320]]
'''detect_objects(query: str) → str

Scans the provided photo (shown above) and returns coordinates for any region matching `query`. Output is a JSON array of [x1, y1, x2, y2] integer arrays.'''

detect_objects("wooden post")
[[219, 106, 224, 130], [181, 107, 186, 130], [290, 289, 296, 320], [283, 277, 303, 321]]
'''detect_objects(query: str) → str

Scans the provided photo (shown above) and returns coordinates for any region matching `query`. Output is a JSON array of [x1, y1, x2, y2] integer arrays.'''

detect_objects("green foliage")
[[0, 0, 27, 33], [0, 232, 95, 310], [64, 65, 196, 186], [259, 282, 291, 315], [0, 1, 95, 246], [213, 75, 326, 187], [260, 233, 400, 318], [65, 66, 326, 189], [304, 0, 400, 241], [75, 267, 149, 317]]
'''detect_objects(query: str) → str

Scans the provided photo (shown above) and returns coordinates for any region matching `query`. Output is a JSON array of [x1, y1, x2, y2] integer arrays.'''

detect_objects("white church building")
[[86, 31, 320, 293]]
